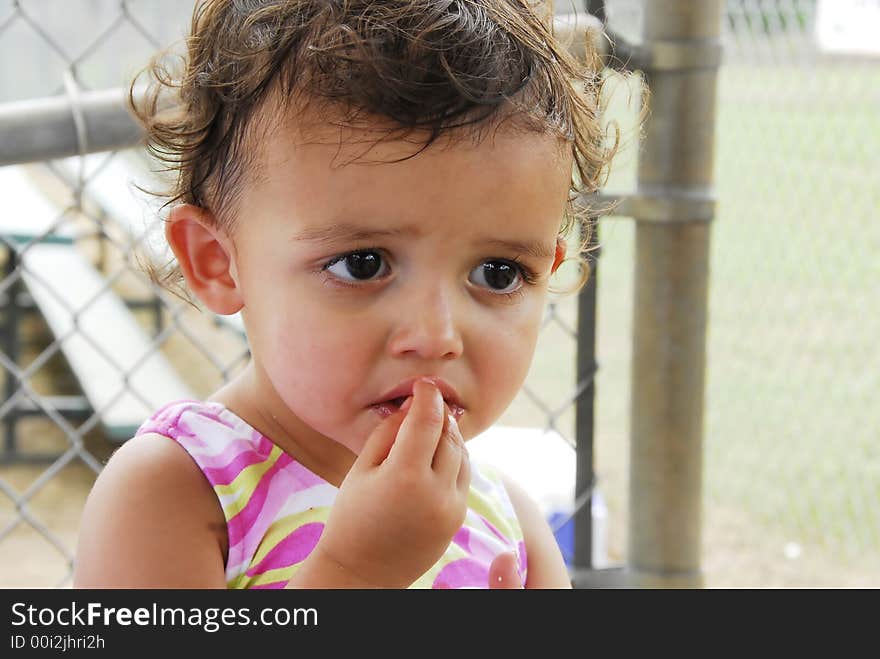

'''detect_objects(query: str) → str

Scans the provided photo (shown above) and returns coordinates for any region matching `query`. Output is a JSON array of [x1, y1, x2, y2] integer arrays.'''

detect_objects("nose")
[[387, 285, 464, 361]]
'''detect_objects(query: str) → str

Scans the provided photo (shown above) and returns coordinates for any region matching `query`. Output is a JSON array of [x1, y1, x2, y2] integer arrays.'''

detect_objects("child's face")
[[227, 113, 572, 454]]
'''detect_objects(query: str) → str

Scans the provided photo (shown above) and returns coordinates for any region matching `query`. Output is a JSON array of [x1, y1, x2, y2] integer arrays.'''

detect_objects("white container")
[[468, 425, 609, 569]]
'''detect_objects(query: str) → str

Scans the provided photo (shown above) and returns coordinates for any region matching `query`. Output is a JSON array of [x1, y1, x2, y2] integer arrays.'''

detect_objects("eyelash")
[[319, 249, 540, 300], [509, 258, 539, 285], [499, 259, 538, 301]]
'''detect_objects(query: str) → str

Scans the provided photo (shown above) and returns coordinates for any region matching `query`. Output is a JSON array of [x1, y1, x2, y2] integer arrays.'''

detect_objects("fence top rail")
[[0, 88, 143, 168]]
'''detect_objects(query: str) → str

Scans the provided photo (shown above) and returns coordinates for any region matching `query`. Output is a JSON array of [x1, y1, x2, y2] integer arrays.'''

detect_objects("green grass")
[[704, 62, 880, 567]]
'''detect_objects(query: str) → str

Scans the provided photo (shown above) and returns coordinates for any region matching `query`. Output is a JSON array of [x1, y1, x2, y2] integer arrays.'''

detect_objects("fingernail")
[[416, 377, 438, 392], [417, 379, 442, 408]]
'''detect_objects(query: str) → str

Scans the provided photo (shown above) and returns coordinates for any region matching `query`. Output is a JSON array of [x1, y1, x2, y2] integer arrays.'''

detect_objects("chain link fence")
[[0, 0, 252, 587], [0, 0, 876, 588]]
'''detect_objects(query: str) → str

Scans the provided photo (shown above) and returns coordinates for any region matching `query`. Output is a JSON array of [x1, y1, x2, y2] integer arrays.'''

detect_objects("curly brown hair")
[[130, 0, 617, 296]]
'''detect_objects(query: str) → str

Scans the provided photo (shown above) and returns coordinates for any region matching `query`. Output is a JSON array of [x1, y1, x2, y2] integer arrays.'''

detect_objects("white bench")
[[0, 166, 74, 246], [0, 165, 195, 441], [54, 151, 247, 337]]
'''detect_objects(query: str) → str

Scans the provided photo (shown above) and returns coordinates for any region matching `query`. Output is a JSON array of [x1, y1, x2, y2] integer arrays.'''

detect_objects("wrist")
[[285, 542, 384, 589]]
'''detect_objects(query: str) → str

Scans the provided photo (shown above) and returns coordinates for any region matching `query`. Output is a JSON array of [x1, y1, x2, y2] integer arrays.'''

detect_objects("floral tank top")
[[136, 400, 527, 589]]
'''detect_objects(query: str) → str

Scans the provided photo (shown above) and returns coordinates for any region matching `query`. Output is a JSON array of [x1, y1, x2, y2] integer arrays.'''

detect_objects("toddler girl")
[[74, 0, 612, 589]]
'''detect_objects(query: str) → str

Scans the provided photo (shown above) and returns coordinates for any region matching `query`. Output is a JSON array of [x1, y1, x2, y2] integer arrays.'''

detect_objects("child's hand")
[[314, 379, 471, 588]]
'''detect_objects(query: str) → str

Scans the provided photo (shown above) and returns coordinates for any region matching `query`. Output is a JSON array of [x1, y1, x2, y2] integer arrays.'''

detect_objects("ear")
[[551, 237, 566, 274], [165, 204, 244, 315]]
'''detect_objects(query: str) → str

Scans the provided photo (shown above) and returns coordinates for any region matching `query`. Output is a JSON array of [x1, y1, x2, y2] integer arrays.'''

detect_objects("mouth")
[[369, 397, 411, 419], [370, 379, 465, 420]]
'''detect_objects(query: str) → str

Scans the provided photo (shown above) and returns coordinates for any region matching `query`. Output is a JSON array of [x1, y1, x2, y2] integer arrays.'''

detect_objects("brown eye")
[[325, 251, 388, 281], [469, 260, 522, 293]]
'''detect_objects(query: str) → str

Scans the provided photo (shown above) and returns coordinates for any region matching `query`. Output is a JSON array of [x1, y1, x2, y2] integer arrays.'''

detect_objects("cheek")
[[490, 322, 539, 383], [267, 327, 375, 451], [269, 314, 368, 398], [470, 305, 543, 422]]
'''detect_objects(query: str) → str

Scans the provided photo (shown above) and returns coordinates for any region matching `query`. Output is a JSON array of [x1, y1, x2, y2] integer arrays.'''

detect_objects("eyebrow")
[[290, 222, 555, 260], [481, 238, 556, 260], [290, 223, 419, 244]]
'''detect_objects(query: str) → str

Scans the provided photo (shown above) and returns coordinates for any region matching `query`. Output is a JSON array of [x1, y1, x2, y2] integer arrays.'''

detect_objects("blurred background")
[[0, 0, 877, 588]]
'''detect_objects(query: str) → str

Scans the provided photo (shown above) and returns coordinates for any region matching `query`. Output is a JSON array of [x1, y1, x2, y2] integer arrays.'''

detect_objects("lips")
[[370, 377, 465, 420]]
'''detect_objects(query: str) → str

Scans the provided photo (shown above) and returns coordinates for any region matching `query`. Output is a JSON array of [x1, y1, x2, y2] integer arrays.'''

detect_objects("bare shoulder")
[[499, 471, 572, 589], [74, 433, 227, 588]]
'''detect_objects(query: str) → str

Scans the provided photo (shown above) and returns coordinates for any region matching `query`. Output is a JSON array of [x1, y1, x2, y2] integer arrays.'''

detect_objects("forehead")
[[240, 102, 572, 239]]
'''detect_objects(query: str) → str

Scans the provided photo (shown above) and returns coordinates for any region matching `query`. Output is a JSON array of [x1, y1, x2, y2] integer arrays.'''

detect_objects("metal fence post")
[[627, 0, 722, 588]]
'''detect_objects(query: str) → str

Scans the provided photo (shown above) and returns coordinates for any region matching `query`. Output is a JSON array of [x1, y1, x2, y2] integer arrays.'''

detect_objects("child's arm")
[[74, 434, 228, 588], [501, 474, 573, 588]]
